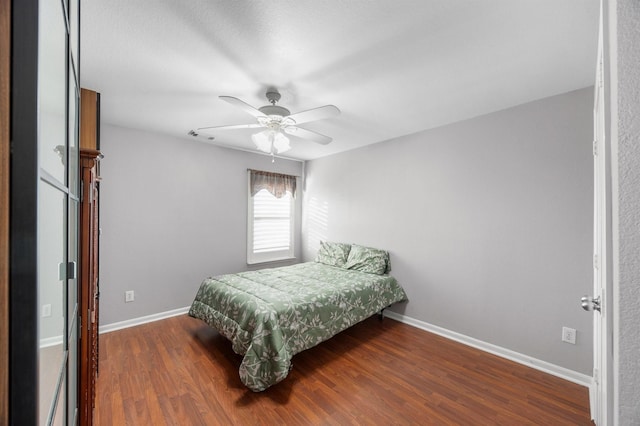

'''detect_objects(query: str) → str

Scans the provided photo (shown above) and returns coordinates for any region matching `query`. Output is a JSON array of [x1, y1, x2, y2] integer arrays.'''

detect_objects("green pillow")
[[314, 241, 352, 268], [344, 244, 390, 275]]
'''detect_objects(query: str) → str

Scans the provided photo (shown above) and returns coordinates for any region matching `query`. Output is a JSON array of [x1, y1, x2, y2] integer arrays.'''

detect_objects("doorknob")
[[581, 295, 601, 312]]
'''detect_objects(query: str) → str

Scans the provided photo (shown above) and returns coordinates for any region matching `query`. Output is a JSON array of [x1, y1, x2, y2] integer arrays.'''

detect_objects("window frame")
[[246, 172, 296, 265]]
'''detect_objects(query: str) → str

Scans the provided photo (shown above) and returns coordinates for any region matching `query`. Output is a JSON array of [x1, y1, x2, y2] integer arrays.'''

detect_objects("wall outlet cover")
[[42, 304, 52, 318], [562, 326, 576, 344]]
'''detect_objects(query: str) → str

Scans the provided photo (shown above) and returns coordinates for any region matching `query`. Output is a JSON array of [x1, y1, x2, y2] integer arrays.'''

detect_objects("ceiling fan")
[[190, 88, 340, 156]]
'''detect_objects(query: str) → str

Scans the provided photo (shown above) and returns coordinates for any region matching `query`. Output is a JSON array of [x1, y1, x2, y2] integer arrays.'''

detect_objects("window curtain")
[[249, 169, 297, 199]]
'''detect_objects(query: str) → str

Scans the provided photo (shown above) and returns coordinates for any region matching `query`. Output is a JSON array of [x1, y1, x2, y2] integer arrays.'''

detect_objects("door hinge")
[[593, 139, 598, 156], [593, 368, 600, 385], [594, 254, 599, 270]]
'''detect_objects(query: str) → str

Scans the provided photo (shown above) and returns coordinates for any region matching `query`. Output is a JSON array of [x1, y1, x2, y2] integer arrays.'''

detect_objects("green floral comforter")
[[188, 262, 407, 392]]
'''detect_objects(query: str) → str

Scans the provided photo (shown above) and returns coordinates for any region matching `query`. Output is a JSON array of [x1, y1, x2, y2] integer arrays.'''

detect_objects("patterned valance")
[[249, 169, 297, 199]]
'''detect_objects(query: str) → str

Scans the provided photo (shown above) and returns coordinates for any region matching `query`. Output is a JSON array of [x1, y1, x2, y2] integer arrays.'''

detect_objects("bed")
[[188, 242, 407, 392]]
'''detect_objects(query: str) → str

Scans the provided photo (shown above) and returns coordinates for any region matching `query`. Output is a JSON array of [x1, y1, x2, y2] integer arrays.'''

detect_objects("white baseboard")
[[383, 310, 593, 388], [99, 306, 190, 334], [40, 335, 63, 349]]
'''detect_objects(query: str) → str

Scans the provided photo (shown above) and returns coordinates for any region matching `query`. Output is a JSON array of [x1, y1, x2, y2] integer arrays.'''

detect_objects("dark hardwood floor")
[[95, 314, 592, 425]]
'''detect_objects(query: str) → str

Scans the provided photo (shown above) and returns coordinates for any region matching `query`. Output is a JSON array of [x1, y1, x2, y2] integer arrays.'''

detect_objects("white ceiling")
[[80, 0, 600, 161]]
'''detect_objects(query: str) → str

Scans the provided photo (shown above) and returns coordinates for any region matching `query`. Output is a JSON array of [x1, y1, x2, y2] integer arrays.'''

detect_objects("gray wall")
[[615, 0, 640, 422], [98, 124, 303, 325], [301, 88, 594, 374]]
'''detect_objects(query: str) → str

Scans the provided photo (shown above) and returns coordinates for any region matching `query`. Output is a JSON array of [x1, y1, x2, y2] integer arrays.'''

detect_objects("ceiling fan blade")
[[219, 96, 266, 118], [287, 105, 340, 125], [197, 123, 263, 131], [283, 126, 333, 145]]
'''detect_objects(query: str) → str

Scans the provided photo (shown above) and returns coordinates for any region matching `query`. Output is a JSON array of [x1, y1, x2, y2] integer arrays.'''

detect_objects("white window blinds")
[[247, 170, 296, 264]]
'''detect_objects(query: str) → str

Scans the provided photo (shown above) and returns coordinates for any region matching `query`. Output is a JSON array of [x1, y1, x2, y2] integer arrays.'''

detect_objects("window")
[[247, 170, 296, 264]]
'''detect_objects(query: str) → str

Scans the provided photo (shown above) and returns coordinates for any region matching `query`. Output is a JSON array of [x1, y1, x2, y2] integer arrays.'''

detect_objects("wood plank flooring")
[[95, 314, 593, 425]]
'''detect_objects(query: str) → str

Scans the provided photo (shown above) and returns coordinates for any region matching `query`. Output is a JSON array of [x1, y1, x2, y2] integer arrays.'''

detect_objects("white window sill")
[[247, 256, 297, 266]]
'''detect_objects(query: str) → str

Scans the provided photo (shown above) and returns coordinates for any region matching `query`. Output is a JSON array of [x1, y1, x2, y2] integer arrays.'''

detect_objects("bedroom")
[[3, 0, 640, 425], [93, 1, 596, 375], [90, 0, 595, 421]]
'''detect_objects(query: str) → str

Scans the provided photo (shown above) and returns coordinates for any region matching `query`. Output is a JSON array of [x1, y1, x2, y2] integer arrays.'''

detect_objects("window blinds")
[[247, 170, 296, 263], [252, 189, 291, 253]]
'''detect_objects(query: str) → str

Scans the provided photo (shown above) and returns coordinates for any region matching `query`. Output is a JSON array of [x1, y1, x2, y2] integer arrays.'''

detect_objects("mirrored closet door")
[[37, 0, 81, 423]]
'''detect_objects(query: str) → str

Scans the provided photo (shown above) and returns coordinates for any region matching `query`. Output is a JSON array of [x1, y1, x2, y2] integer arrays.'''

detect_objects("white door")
[[583, 3, 611, 423]]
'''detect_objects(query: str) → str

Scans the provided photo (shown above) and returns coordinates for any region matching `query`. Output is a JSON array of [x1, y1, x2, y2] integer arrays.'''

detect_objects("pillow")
[[314, 241, 352, 268], [344, 244, 390, 275]]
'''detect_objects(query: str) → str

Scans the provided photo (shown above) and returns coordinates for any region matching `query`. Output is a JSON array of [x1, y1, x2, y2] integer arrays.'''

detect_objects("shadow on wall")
[[305, 196, 329, 255]]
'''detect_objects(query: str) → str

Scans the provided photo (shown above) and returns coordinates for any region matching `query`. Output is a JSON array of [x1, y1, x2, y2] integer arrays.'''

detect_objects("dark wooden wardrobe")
[[79, 88, 101, 426]]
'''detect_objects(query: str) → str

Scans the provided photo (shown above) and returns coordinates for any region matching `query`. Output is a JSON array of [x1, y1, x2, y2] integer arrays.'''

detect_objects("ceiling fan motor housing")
[[259, 89, 291, 117], [259, 104, 291, 117]]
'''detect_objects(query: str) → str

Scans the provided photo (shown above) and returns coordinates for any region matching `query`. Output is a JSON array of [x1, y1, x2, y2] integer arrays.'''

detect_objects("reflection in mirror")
[[39, 0, 67, 184], [68, 74, 79, 196], [67, 318, 78, 424], [69, 0, 79, 67], [67, 199, 79, 424], [68, 199, 78, 324], [38, 181, 66, 425], [52, 375, 66, 426]]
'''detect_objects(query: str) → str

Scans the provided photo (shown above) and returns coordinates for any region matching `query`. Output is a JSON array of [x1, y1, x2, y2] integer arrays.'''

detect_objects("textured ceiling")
[[81, 0, 600, 161]]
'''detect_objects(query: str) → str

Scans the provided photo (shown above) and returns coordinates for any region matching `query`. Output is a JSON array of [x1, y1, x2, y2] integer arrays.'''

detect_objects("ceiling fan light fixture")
[[272, 131, 291, 154], [251, 130, 273, 153], [251, 129, 291, 154]]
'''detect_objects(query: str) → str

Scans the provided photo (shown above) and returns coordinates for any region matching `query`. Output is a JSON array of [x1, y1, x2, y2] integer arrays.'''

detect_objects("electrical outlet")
[[125, 290, 135, 303], [562, 326, 576, 344], [42, 304, 52, 318]]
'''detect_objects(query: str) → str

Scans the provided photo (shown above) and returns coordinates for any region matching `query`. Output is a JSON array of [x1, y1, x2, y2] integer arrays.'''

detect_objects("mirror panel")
[[67, 315, 78, 425], [38, 181, 66, 425], [68, 70, 79, 196], [67, 198, 79, 423], [52, 372, 66, 426], [39, 0, 67, 184], [69, 0, 79, 67]]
